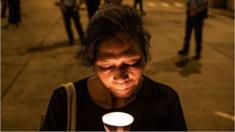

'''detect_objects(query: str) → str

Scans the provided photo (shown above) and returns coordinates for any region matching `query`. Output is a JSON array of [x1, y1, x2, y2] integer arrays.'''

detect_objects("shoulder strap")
[[62, 82, 77, 131]]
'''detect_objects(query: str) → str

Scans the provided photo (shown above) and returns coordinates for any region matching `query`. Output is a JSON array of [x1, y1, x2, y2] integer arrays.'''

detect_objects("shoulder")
[[141, 76, 179, 101], [53, 77, 89, 98]]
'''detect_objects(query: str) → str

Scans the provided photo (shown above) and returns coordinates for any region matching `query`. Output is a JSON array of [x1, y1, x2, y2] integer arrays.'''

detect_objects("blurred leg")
[[72, 10, 84, 44], [1, 0, 7, 18], [194, 18, 204, 58], [179, 13, 193, 55], [139, 0, 145, 15], [62, 7, 74, 44]]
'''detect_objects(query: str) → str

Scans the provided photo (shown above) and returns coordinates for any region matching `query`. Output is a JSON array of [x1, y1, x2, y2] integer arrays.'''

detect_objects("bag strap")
[[62, 82, 77, 131]]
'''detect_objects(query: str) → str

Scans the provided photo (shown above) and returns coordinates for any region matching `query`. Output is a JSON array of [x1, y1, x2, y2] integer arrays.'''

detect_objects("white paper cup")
[[102, 112, 134, 132]]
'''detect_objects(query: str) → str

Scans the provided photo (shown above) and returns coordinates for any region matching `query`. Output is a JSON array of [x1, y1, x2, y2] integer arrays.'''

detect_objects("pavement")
[[1, 0, 234, 131]]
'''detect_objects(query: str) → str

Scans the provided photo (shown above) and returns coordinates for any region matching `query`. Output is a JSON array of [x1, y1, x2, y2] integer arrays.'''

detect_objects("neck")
[[110, 92, 134, 109]]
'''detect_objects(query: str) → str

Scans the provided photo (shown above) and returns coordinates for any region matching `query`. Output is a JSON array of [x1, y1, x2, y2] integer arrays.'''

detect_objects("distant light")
[[214, 111, 235, 121], [173, 2, 183, 8], [161, 2, 170, 8], [148, 2, 156, 8]]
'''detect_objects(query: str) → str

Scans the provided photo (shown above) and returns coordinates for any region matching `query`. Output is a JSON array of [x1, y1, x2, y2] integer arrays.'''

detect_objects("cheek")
[[95, 69, 113, 84], [98, 72, 111, 80], [129, 66, 145, 77]]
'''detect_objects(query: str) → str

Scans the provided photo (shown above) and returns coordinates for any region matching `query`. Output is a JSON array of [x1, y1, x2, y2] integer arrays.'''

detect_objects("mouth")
[[115, 87, 129, 91], [115, 81, 131, 88], [115, 79, 129, 83], [111, 80, 133, 93], [113, 85, 132, 94]]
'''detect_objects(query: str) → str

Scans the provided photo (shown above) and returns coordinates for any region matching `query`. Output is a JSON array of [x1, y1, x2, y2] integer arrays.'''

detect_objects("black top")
[[40, 76, 187, 131]]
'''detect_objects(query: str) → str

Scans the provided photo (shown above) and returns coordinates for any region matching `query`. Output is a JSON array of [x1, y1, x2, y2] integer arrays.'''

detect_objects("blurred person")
[[133, 0, 145, 16], [55, 0, 85, 45], [85, 0, 101, 20], [1, 0, 8, 18], [7, 0, 21, 27], [178, 0, 208, 59], [104, 0, 122, 5], [40, 4, 187, 131]]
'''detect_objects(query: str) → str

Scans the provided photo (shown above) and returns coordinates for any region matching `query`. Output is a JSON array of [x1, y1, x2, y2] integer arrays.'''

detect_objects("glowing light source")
[[102, 112, 134, 127]]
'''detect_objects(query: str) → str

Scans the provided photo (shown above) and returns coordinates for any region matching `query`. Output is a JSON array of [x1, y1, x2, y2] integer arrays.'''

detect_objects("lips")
[[114, 81, 131, 88], [115, 79, 129, 83], [109, 80, 135, 95], [113, 84, 132, 93], [115, 87, 129, 92]]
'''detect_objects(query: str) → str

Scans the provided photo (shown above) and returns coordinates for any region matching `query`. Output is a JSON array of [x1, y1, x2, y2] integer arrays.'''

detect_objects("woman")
[[40, 4, 187, 131]]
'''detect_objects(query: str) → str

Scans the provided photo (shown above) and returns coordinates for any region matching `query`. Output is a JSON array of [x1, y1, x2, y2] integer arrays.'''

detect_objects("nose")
[[114, 72, 129, 81], [113, 65, 129, 81]]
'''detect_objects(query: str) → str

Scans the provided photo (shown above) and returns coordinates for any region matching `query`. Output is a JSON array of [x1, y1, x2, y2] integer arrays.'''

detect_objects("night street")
[[1, 0, 234, 130]]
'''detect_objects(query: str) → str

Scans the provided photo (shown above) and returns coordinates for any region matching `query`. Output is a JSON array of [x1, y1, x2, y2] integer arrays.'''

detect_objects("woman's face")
[[94, 33, 145, 98]]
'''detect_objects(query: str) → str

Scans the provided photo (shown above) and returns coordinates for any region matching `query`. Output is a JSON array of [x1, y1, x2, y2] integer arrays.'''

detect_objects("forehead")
[[97, 33, 140, 60]]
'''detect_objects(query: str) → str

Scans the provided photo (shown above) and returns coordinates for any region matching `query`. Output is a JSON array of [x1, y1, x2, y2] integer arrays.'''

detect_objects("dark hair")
[[77, 4, 151, 67]]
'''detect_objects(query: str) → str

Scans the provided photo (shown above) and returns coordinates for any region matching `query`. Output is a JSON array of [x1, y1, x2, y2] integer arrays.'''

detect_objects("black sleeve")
[[166, 94, 187, 131], [40, 87, 67, 131]]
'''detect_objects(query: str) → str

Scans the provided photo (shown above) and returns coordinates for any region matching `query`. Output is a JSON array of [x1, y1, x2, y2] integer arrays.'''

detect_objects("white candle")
[[102, 112, 134, 127]]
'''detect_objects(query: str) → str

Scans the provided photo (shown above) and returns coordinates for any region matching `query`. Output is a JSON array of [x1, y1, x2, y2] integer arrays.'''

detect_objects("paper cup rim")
[[102, 112, 134, 127]]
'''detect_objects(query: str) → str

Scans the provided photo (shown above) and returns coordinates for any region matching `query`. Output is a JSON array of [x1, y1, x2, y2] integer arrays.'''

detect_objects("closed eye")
[[98, 64, 114, 69], [126, 59, 142, 67]]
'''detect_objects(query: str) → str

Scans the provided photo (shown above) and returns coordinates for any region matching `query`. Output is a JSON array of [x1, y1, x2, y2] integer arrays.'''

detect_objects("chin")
[[115, 94, 130, 99], [114, 93, 131, 98]]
